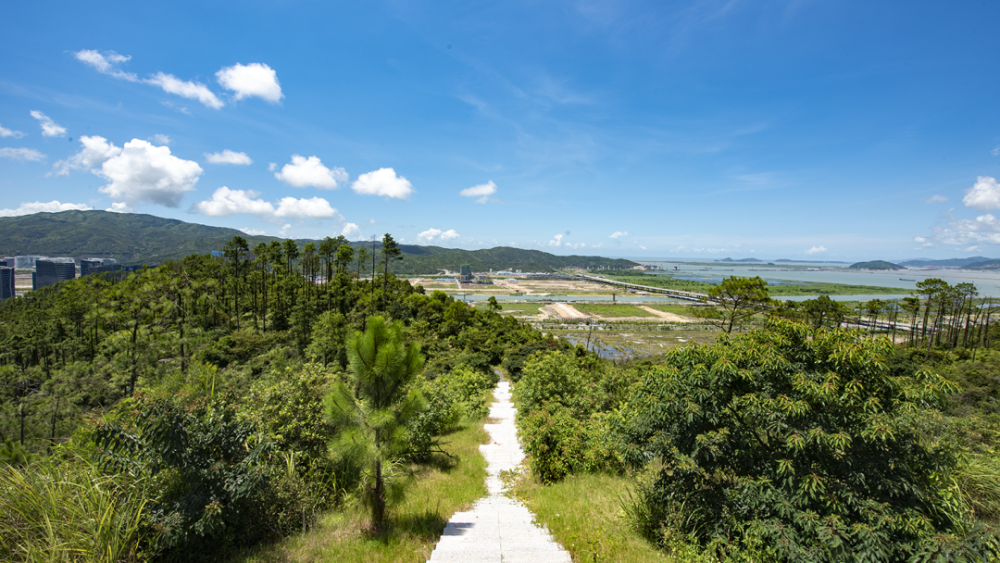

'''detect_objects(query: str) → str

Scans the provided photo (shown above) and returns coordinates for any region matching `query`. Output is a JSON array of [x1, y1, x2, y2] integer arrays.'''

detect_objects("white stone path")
[[427, 380, 572, 563]]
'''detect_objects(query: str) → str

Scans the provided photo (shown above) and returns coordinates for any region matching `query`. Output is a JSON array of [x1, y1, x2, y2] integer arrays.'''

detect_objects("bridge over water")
[[576, 274, 711, 302]]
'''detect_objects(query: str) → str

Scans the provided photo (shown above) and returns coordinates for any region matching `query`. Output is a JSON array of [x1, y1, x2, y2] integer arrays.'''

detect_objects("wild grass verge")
[[0, 455, 150, 563], [231, 417, 488, 563], [511, 472, 710, 563]]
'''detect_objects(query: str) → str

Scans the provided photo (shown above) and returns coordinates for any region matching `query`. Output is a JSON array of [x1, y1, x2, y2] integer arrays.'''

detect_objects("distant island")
[[717, 257, 763, 263], [899, 256, 994, 268], [849, 260, 905, 271], [964, 259, 1000, 270], [774, 259, 850, 264]]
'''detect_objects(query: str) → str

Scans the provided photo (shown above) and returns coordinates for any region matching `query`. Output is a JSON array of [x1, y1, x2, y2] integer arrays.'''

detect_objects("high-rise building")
[[14, 255, 45, 269], [33, 258, 76, 290], [461, 264, 472, 280], [0, 267, 14, 300], [81, 258, 118, 277]]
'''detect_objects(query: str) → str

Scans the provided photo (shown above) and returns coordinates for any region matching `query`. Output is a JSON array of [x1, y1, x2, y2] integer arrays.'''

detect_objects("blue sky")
[[1, 0, 999, 261]]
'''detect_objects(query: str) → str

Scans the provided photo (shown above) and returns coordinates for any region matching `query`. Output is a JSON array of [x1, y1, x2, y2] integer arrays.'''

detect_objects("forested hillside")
[[1, 236, 998, 562], [0, 210, 636, 272]]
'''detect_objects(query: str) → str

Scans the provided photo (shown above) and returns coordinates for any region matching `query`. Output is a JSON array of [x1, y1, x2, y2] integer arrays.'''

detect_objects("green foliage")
[[408, 366, 499, 462], [0, 454, 151, 563], [615, 319, 999, 562], [501, 339, 565, 382], [324, 316, 427, 530], [696, 275, 773, 333], [94, 392, 275, 560]]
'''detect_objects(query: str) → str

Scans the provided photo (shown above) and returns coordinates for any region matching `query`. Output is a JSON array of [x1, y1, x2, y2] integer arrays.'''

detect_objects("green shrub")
[[518, 402, 588, 482], [615, 319, 1000, 562], [94, 391, 275, 561], [512, 350, 598, 417]]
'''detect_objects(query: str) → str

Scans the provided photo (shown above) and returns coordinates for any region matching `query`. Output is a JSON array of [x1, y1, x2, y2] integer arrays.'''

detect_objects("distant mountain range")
[[0, 210, 637, 274], [717, 257, 850, 264], [898, 256, 995, 267]]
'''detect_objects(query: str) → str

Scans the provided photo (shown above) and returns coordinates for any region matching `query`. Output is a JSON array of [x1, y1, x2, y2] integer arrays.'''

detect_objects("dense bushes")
[[614, 319, 999, 562]]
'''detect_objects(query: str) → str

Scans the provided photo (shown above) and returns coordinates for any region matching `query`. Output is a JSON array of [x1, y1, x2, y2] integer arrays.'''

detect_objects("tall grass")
[[957, 454, 1000, 523], [0, 456, 150, 563]]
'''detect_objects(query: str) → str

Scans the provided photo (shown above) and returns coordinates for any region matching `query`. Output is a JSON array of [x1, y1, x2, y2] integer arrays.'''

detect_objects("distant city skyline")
[[1, 1, 999, 261]]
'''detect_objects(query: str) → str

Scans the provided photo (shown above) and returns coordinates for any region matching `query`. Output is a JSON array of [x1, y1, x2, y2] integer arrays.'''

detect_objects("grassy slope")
[[512, 473, 707, 563], [234, 418, 488, 563]]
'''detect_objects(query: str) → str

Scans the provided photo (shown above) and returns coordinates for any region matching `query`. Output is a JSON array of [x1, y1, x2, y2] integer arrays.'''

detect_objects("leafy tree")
[[616, 319, 998, 562], [800, 295, 849, 332], [323, 316, 426, 530], [694, 276, 772, 334]]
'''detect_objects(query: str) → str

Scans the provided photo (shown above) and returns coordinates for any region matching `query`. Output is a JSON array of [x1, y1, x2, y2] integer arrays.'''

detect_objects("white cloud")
[[274, 196, 337, 219], [268, 162, 277, 172], [73, 50, 138, 81], [30, 111, 66, 137], [805, 245, 827, 255], [193, 187, 275, 216], [0, 123, 25, 138], [150, 134, 171, 145], [192, 188, 336, 220], [549, 234, 564, 247], [205, 150, 252, 165], [922, 213, 1000, 246], [352, 168, 414, 199], [460, 180, 497, 203], [279, 224, 291, 237], [592, 242, 603, 248], [963, 245, 980, 252], [0, 148, 45, 162], [963, 176, 1000, 210], [51, 136, 121, 176], [342, 223, 363, 240], [97, 139, 202, 207], [367, 218, 376, 225], [0, 200, 92, 217], [340, 223, 365, 240], [216, 63, 283, 103], [639, 245, 648, 250], [146, 73, 224, 109], [275, 155, 347, 189], [417, 228, 459, 244], [239, 227, 266, 236], [925, 195, 947, 204], [106, 202, 132, 213], [992, 146, 999, 156], [609, 231, 628, 239], [566, 242, 586, 249]]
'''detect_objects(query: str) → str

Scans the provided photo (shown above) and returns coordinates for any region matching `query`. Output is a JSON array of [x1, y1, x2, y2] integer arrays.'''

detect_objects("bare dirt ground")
[[637, 305, 694, 323], [548, 303, 589, 319]]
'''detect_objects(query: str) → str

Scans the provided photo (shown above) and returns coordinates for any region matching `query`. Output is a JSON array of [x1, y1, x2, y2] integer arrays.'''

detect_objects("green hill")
[[848, 260, 905, 271], [0, 210, 636, 273], [899, 256, 993, 267]]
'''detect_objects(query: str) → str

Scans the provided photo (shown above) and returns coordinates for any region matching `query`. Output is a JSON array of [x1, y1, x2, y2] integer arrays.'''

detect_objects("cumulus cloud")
[[963, 176, 1000, 210], [239, 227, 266, 236], [51, 136, 121, 176], [417, 228, 459, 244], [106, 202, 132, 213], [609, 231, 628, 239], [925, 195, 947, 204], [0, 200, 92, 217], [146, 73, 224, 109], [193, 187, 275, 216], [0, 123, 25, 138], [275, 155, 347, 189], [0, 148, 45, 162], [352, 168, 414, 199], [205, 150, 252, 165], [216, 63, 283, 103], [549, 234, 564, 247], [278, 224, 291, 237], [342, 223, 363, 240], [30, 111, 66, 137], [97, 139, 202, 207], [274, 196, 337, 218], [192, 188, 336, 220], [805, 245, 827, 255], [926, 213, 1000, 246], [73, 50, 138, 81], [459, 180, 497, 203]]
